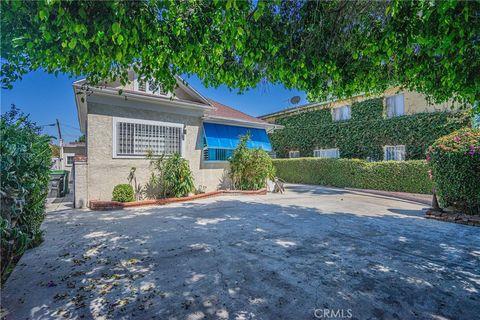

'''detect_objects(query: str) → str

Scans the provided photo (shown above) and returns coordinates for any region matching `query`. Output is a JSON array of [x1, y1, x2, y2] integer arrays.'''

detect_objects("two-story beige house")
[[260, 88, 463, 161], [72, 74, 278, 208]]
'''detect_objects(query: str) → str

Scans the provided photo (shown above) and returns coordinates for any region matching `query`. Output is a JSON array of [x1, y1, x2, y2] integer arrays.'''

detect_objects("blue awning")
[[203, 123, 272, 151]]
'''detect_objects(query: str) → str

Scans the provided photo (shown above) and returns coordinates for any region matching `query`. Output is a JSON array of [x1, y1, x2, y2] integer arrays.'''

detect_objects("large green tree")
[[1, 0, 478, 106]]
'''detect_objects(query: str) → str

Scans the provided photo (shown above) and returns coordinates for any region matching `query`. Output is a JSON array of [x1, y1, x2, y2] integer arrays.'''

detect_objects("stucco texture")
[[86, 102, 228, 202]]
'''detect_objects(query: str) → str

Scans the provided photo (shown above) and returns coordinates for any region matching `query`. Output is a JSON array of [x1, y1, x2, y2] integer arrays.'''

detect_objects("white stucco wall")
[[85, 100, 229, 202], [73, 160, 88, 208]]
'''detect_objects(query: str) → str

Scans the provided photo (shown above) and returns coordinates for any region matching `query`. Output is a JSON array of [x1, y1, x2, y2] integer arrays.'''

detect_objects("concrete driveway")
[[2, 184, 479, 320]]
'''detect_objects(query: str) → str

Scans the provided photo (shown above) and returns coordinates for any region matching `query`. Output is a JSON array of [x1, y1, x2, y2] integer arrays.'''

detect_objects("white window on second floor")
[[113, 117, 184, 158], [384, 145, 406, 161], [332, 105, 351, 121], [313, 148, 340, 158], [386, 94, 405, 118], [289, 150, 300, 158], [134, 77, 168, 96]]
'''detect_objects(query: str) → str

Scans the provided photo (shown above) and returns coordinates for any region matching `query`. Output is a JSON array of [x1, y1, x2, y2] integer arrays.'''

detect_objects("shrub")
[[428, 128, 480, 214], [229, 135, 275, 190], [1, 106, 52, 277], [273, 158, 432, 194], [112, 184, 135, 202], [146, 153, 195, 198], [163, 153, 195, 197]]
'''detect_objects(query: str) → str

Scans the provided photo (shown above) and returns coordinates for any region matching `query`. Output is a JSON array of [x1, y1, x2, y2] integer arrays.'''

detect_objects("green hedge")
[[428, 128, 480, 214], [273, 158, 433, 194], [269, 98, 470, 160], [1, 106, 52, 278]]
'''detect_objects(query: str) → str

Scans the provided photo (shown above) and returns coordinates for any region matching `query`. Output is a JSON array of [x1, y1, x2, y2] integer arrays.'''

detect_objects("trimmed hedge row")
[[273, 158, 433, 194]]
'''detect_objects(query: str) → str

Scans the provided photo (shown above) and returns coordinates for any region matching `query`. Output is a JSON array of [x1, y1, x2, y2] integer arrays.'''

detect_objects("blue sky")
[[1, 70, 306, 143]]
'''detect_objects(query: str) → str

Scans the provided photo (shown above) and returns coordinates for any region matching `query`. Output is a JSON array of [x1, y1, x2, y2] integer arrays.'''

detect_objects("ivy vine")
[[269, 98, 471, 160]]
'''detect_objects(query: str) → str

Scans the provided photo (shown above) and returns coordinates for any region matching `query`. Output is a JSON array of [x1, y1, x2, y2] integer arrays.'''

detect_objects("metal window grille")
[[384, 145, 405, 161], [313, 148, 340, 158], [116, 121, 182, 156], [386, 94, 405, 118], [203, 148, 234, 161]]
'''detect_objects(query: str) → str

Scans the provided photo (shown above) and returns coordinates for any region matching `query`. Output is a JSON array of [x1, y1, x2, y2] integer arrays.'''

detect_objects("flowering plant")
[[428, 128, 480, 215]]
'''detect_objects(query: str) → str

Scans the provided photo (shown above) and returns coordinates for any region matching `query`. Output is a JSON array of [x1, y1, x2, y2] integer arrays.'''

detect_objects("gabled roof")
[[73, 75, 281, 132], [206, 99, 269, 125]]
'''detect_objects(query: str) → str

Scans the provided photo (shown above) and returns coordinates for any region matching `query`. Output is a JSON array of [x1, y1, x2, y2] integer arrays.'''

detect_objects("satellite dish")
[[290, 96, 301, 105]]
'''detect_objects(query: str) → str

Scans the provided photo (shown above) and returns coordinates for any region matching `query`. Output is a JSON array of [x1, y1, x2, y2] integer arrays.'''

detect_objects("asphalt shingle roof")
[[206, 99, 267, 124]]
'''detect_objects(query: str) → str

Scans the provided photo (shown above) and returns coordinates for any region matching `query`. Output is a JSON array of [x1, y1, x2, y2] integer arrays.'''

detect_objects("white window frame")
[[112, 117, 185, 159], [64, 153, 75, 167], [383, 145, 406, 161], [133, 76, 170, 97], [288, 150, 300, 158], [385, 94, 405, 118], [332, 105, 351, 121], [313, 148, 340, 158]]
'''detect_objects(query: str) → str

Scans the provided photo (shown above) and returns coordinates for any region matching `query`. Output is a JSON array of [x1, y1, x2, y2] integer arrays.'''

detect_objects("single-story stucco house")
[[72, 73, 279, 208]]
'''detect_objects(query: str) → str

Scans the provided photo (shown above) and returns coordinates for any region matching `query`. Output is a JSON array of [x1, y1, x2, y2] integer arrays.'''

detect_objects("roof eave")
[[72, 84, 87, 133], [202, 115, 284, 132], [76, 85, 215, 111], [175, 75, 212, 106]]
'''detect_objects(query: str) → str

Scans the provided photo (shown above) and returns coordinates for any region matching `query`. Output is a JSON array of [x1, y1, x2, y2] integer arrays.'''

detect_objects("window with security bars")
[[313, 148, 340, 158], [115, 119, 183, 157], [203, 148, 234, 161], [384, 145, 406, 161]]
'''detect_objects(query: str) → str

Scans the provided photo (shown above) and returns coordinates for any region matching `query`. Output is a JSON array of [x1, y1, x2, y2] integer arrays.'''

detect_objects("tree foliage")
[[49, 144, 60, 157], [1, 0, 478, 106]]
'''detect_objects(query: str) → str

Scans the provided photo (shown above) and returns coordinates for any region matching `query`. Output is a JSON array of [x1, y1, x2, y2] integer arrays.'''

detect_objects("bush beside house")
[[428, 128, 480, 215], [112, 184, 135, 202], [273, 158, 432, 194], [0, 107, 52, 278], [269, 98, 470, 160], [145, 153, 195, 199], [163, 153, 195, 197], [229, 135, 275, 190]]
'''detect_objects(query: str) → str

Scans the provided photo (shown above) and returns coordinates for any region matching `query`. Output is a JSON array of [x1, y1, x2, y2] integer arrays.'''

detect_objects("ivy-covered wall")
[[269, 98, 470, 160]]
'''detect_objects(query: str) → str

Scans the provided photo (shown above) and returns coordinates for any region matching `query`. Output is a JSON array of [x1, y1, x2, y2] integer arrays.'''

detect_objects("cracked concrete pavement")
[[1, 184, 479, 319]]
